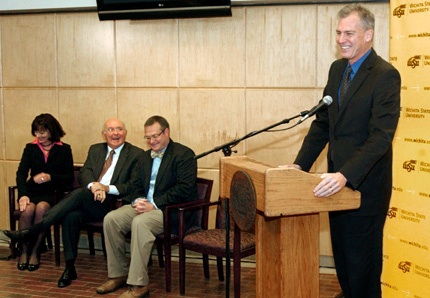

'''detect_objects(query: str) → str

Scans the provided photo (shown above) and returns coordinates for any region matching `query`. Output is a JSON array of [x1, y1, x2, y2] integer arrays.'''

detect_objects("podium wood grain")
[[220, 156, 360, 297]]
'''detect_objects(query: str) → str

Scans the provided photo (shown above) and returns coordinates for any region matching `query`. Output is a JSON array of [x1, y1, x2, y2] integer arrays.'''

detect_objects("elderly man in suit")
[[286, 5, 400, 298], [4, 118, 143, 288], [96, 115, 198, 298]]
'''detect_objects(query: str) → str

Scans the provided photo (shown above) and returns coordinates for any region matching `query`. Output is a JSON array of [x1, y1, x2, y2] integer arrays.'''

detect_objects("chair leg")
[[46, 231, 53, 250], [233, 256, 241, 298], [54, 225, 61, 266], [179, 246, 186, 295], [164, 243, 172, 292], [87, 230, 96, 255], [216, 256, 224, 281], [9, 239, 18, 259], [203, 254, 210, 279], [156, 241, 165, 267], [101, 232, 107, 257]]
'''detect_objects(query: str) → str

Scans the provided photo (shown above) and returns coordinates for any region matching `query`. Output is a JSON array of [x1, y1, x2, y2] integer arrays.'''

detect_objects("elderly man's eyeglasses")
[[144, 128, 166, 141], [104, 127, 125, 133]]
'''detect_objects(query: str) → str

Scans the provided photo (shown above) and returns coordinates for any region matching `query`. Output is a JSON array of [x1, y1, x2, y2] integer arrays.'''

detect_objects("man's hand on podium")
[[278, 165, 347, 197], [314, 172, 347, 197], [278, 164, 302, 170]]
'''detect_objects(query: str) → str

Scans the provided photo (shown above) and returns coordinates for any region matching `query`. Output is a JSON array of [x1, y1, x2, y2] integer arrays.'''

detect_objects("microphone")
[[298, 95, 333, 123]]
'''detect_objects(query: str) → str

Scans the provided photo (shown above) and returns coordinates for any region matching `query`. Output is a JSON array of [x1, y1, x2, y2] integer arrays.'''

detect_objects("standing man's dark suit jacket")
[[130, 139, 198, 234], [295, 48, 401, 216]]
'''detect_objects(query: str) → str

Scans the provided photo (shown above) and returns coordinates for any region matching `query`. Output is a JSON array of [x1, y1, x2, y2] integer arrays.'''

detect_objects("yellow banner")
[[383, 1, 430, 297]]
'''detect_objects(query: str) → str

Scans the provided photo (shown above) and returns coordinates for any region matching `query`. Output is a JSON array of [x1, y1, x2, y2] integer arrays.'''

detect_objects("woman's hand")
[[33, 172, 51, 184], [18, 196, 30, 212]]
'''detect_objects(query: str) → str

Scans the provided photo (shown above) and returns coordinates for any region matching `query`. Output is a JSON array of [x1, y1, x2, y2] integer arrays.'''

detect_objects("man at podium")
[[290, 4, 400, 298]]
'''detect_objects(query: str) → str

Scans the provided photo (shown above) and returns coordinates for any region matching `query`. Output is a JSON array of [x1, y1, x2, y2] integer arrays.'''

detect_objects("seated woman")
[[14, 113, 74, 271]]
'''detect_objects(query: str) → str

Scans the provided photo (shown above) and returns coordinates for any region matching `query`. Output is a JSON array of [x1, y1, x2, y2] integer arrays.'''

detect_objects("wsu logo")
[[407, 56, 421, 68], [393, 4, 406, 18], [387, 207, 397, 219], [398, 261, 412, 273], [403, 160, 416, 172]]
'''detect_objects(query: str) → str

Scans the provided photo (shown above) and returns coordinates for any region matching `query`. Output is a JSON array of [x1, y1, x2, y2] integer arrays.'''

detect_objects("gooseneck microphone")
[[298, 95, 333, 124]]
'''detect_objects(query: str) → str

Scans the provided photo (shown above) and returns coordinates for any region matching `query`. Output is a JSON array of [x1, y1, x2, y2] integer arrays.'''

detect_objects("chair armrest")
[[177, 200, 221, 240], [162, 199, 210, 241], [178, 200, 219, 213], [164, 199, 206, 214]]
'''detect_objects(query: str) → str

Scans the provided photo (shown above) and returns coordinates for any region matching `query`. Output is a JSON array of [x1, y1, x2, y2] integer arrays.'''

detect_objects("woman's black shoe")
[[27, 263, 40, 271], [3, 229, 32, 243], [17, 262, 28, 271], [27, 255, 41, 272]]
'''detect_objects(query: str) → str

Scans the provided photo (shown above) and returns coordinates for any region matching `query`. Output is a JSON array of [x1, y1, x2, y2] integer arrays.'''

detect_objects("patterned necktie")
[[151, 150, 164, 159], [339, 65, 352, 106], [97, 150, 115, 182]]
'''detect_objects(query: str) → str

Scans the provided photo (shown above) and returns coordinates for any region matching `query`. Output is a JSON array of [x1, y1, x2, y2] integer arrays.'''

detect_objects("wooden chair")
[[178, 198, 255, 298], [7, 186, 58, 261], [7, 165, 81, 266], [155, 177, 213, 292], [76, 163, 122, 257], [83, 177, 213, 292], [81, 198, 122, 256]]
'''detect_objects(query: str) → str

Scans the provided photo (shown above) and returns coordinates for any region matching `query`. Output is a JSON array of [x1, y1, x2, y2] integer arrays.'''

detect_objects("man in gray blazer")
[[96, 115, 198, 298], [291, 5, 400, 298], [4, 118, 144, 288]]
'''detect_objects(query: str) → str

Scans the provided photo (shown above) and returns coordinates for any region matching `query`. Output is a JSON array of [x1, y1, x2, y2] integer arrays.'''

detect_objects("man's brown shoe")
[[119, 285, 149, 298], [96, 276, 128, 294]]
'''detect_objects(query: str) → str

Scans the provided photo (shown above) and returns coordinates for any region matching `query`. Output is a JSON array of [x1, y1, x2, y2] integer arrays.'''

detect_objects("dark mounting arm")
[[194, 113, 305, 160]]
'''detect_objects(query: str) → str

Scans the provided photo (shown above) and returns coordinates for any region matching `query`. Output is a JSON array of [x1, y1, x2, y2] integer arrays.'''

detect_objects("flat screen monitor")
[[96, 0, 232, 20]]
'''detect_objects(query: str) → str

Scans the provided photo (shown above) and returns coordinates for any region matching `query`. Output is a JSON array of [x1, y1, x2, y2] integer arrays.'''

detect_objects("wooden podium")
[[219, 156, 360, 297]]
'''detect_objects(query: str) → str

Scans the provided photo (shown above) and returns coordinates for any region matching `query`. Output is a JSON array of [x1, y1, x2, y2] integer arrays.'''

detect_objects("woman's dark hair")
[[31, 113, 66, 142]]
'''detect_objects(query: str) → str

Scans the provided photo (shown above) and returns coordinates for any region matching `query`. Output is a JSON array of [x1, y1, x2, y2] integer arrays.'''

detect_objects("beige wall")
[[0, 3, 390, 256]]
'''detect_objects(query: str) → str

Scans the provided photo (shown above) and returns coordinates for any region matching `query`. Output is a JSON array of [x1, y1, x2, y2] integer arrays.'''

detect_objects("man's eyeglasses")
[[144, 128, 166, 141], [104, 127, 126, 133]]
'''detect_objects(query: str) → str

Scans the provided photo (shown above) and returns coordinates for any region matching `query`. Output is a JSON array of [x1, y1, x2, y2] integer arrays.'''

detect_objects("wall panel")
[[246, 6, 317, 87], [116, 19, 179, 87], [179, 8, 246, 87], [179, 89, 246, 169], [58, 89, 116, 163], [1, 14, 56, 87], [57, 13, 115, 87], [4, 89, 58, 160], [0, 162, 8, 229], [117, 88, 179, 149], [245, 89, 318, 167]]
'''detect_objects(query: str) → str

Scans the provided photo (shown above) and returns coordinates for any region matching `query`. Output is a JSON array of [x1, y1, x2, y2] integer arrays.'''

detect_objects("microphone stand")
[[193, 111, 306, 297], [194, 113, 304, 160]]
